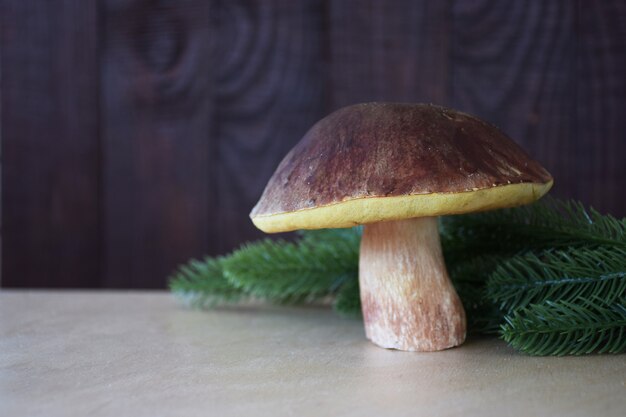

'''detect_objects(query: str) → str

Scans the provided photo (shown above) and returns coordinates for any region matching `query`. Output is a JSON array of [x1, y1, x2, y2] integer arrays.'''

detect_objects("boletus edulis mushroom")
[[250, 103, 553, 352]]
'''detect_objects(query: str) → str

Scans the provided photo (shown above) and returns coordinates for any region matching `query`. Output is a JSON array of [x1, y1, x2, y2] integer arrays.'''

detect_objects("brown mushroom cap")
[[251, 103, 553, 233]]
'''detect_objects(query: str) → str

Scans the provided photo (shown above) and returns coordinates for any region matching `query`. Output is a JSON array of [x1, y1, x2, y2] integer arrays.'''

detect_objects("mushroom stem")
[[359, 217, 466, 351]]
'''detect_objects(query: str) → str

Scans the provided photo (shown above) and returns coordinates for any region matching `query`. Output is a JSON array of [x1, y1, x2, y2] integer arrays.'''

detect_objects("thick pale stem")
[[359, 217, 466, 351]]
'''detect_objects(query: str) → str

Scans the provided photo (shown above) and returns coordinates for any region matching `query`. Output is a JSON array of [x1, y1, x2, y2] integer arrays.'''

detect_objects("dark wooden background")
[[1, 0, 625, 288]]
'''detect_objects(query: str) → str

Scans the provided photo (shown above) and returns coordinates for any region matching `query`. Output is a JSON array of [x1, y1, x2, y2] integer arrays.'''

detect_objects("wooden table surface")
[[1, 291, 625, 417]]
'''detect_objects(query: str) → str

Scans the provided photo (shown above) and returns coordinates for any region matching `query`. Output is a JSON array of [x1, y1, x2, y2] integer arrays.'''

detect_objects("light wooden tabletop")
[[1, 291, 625, 417]]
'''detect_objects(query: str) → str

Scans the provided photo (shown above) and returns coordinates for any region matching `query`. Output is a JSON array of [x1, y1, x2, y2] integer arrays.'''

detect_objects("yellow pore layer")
[[251, 181, 553, 233]]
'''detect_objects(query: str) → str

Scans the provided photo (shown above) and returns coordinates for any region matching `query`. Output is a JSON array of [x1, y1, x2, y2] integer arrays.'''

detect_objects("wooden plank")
[[101, 0, 212, 287], [4, 291, 626, 417], [211, 0, 328, 254], [449, 0, 626, 217], [450, 0, 576, 203], [574, 0, 626, 216], [328, 1, 450, 108], [3, 291, 626, 417], [1, 0, 100, 287]]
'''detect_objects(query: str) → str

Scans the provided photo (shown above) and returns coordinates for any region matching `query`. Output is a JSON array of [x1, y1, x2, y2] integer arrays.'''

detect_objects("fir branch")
[[447, 254, 504, 285], [168, 197, 626, 356], [446, 254, 509, 334], [501, 298, 626, 356], [441, 197, 626, 260], [488, 247, 626, 313], [298, 226, 362, 244], [221, 229, 359, 304], [169, 257, 243, 308], [333, 277, 361, 317]]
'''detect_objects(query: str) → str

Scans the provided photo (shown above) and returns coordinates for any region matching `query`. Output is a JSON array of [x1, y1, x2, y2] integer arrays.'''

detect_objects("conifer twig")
[[221, 228, 360, 304], [169, 257, 243, 308], [488, 247, 626, 312], [441, 197, 626, 260], [501, 298, 626, 356], [169, 198, 626, 356]]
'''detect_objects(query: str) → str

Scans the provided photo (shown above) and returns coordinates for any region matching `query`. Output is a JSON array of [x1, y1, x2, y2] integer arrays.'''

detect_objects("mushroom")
[[250, 103, 553, 351]]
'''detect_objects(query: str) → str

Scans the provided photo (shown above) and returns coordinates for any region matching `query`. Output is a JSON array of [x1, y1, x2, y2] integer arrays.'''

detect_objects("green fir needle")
[[169, 197, 626, 356]]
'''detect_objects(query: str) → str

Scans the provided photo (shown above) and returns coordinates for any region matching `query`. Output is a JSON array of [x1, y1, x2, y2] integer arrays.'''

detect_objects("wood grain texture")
[[101, 0, 212, 288], [328, 0, 450, 108], [450, 0, 626, 216], [1, 0, 100, 287], [574, 0, 626, 217], [211, 0, 327, 253], [1, 0, 625, 288]]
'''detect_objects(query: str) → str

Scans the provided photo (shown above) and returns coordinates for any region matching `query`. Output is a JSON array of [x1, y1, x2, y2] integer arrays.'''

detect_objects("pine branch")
[[298, 226, 363, 244], [221, 229, 360, 304], [169, 257, 243, 308], [333, 277, 361, 317], [168, 197, 626, 356], [441, 197, 626, 261], [501, 298, 626, 356], [447, 254, 508, 285], [445, 254, 509, 333], [488, 247, 626, 313]]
